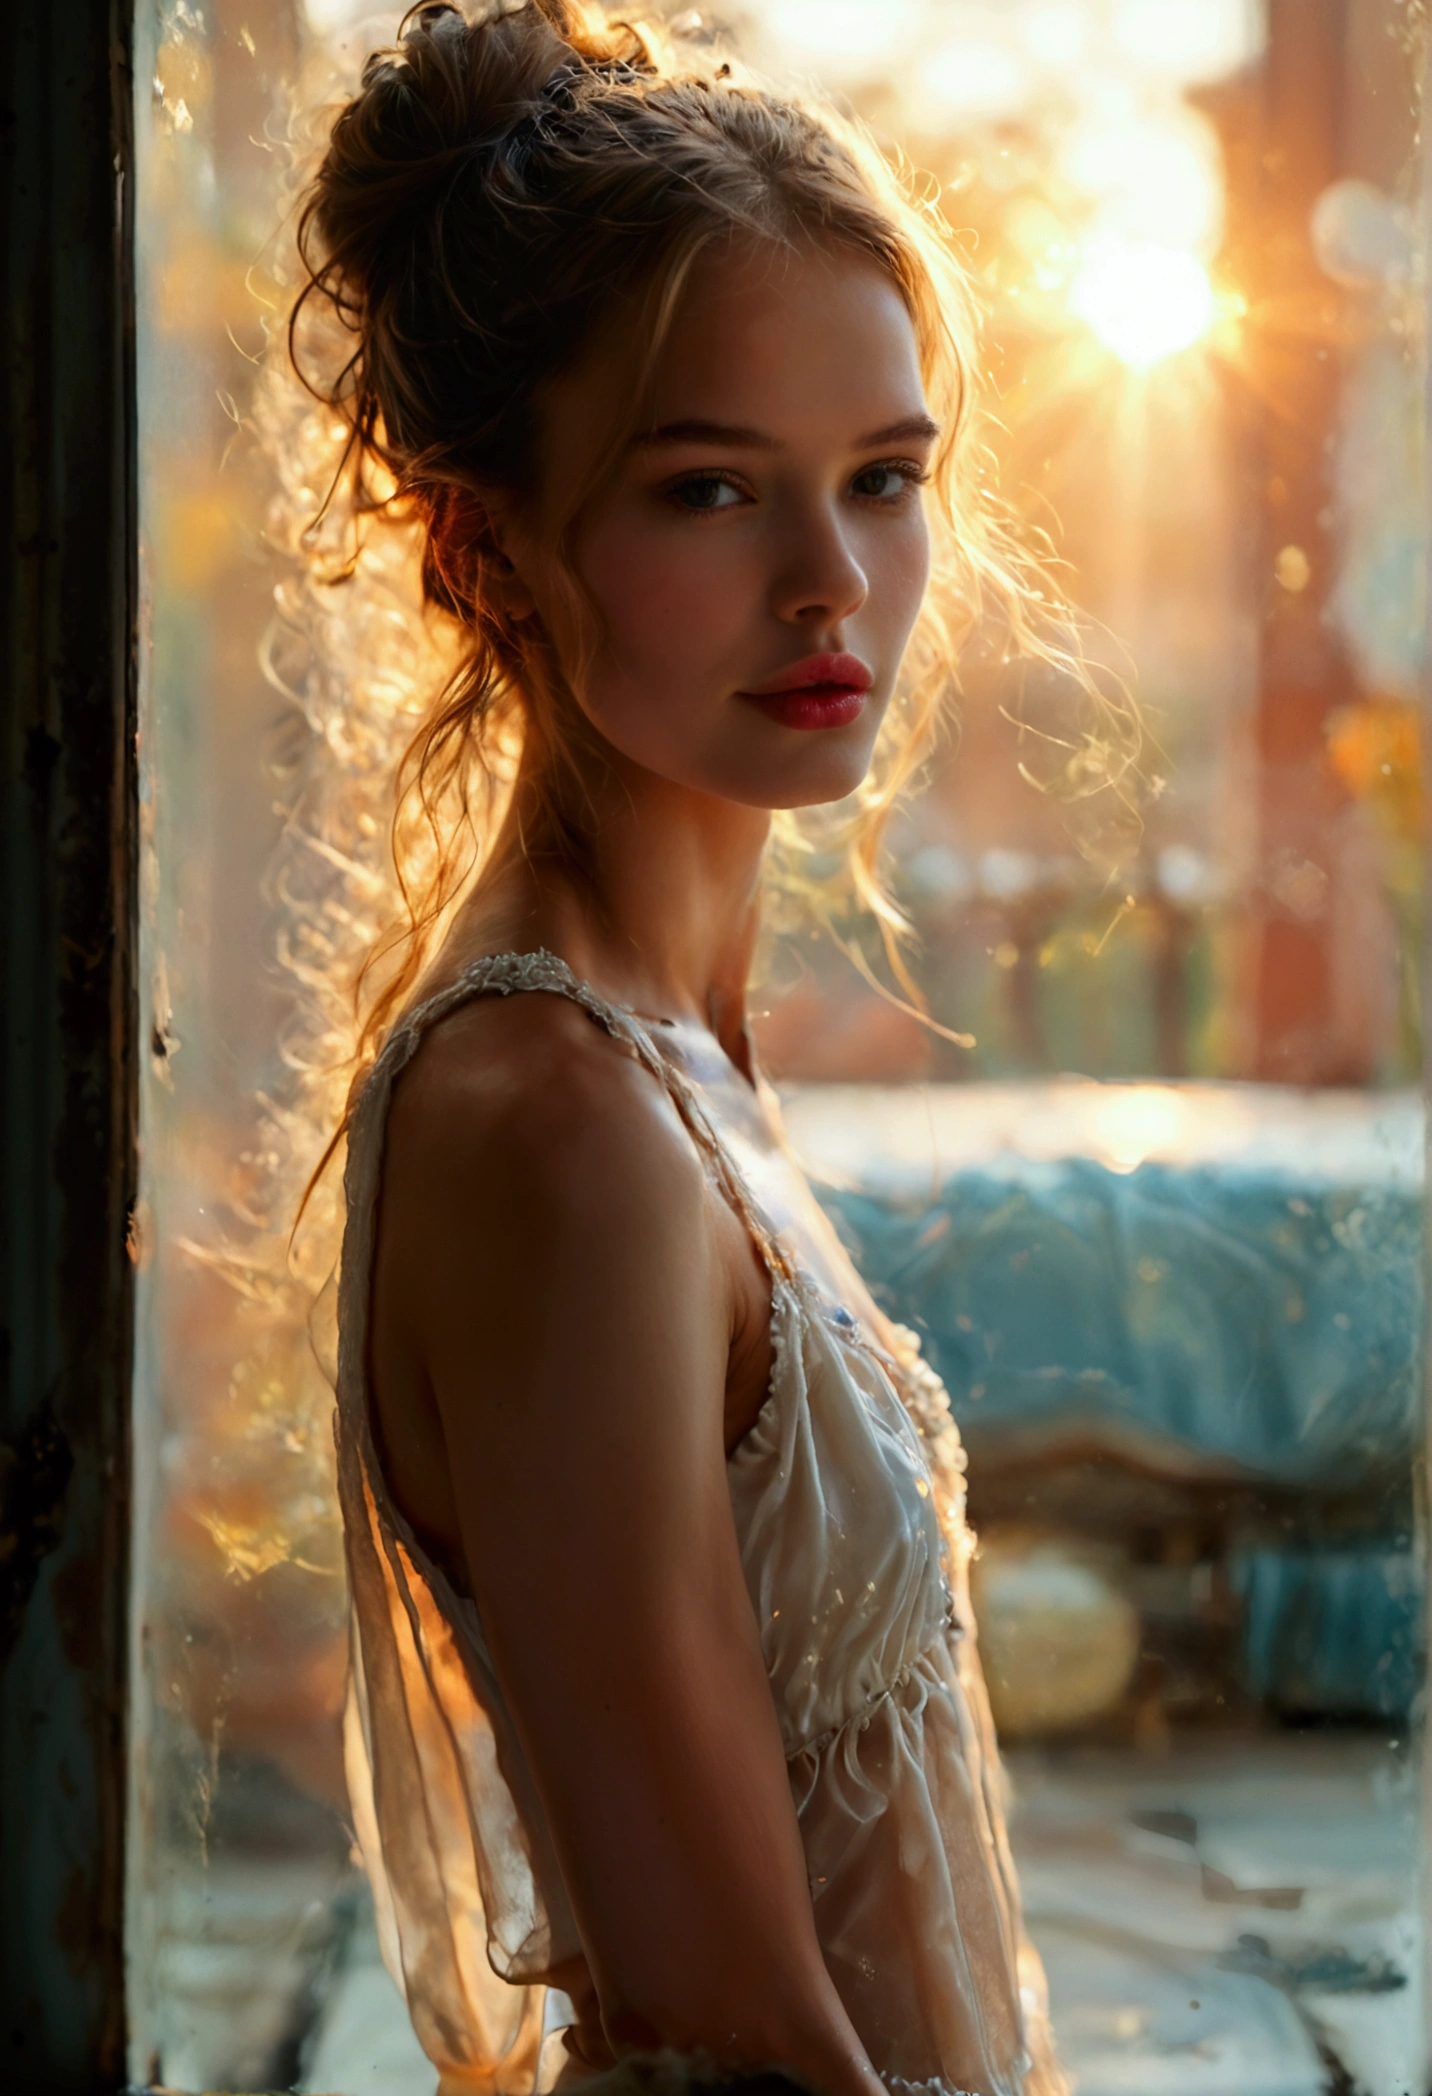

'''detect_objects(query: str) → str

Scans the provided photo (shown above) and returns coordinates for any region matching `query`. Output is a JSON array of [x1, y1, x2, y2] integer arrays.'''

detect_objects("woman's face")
[[516, 238, 938, 811]]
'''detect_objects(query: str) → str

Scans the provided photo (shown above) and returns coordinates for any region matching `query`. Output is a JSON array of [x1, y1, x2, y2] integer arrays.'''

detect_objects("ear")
[[482, 497, 538, 623], [428, 483, 539, 625], [483, 547, 538, 624]]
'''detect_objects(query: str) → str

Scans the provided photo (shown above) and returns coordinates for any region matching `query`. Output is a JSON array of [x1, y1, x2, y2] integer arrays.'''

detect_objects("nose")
[[769, 501, 868, 632]]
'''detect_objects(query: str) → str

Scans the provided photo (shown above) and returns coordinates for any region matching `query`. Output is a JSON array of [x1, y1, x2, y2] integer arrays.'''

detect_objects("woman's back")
[[367, 958, 778, 1570], [338, 950, 1063, 2095]]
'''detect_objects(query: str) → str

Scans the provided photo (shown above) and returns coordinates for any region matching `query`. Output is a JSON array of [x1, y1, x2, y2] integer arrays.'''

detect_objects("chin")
[[756, 744, 879, 812], [769, 771, 871, 812], [696, 722, 883, 813]]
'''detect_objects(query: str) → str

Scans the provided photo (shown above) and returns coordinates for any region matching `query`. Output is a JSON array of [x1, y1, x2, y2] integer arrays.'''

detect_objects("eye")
[[667, 472, 748, 514], [850, 460, 926, 503]]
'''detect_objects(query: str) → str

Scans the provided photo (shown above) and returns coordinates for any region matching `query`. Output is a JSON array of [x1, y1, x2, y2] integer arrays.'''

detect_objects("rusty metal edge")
[[0, 3, 137, 2090]]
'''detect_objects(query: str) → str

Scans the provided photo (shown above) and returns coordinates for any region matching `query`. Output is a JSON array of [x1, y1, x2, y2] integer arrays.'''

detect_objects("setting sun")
[[1069, 237, 1216, 368]]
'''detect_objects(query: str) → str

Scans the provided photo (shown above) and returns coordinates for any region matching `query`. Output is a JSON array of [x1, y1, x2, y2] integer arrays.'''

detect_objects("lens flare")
[[1069, 239, 1215, 368]]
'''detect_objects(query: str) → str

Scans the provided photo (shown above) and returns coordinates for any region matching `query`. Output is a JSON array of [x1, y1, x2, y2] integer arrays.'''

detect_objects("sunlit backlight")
[[1087, 1087, 1193, 1175], [923, 41, 1032, 120], [1110, 0, 1264, 86], [1061, 113, 1222, 254], [1069, 239, 1215, 368], [767, 0, 919, 66], [1020, 2, 1091, 69]]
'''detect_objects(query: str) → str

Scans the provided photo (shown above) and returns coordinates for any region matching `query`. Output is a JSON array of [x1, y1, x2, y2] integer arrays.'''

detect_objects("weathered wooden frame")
[[1, 6, 137, 2090]]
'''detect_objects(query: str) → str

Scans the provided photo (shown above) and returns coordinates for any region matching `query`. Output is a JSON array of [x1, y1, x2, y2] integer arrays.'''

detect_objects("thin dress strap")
[[356, 947, 796, 1291]]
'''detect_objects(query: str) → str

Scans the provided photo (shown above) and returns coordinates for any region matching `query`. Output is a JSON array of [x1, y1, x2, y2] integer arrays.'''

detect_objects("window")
[[120, 4, 1428, 2090]]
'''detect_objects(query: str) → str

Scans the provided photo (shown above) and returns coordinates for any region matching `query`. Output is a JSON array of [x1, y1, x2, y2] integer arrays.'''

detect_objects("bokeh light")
[[766, 0, 921, 70], [1069, 237, 1216, 367], [1018, 2, 1092, 70], [923, 41, 1032, 120], [1109, 0, 1264, 84], [1061, 109, 1223, 253]]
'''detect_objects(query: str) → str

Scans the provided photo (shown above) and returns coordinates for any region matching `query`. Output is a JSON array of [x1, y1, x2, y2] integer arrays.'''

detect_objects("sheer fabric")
[[335, 950, 1065, 2096]]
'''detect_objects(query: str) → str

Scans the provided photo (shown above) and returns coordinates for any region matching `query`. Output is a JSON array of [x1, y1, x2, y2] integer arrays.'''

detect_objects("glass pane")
[[129, 4, 417, 2088], [129, 2, 1428, 2091]]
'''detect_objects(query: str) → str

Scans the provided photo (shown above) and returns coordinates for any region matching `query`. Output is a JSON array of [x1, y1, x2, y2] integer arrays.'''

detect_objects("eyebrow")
[[632, 414, 942, 451]]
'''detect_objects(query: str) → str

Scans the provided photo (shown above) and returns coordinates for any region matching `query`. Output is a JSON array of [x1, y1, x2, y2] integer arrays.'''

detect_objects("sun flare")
[[1069, 238, 1216, 368]]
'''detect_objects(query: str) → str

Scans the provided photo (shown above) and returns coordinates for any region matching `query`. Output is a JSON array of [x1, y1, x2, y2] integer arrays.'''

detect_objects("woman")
[[298, 2, 1071, 2089]]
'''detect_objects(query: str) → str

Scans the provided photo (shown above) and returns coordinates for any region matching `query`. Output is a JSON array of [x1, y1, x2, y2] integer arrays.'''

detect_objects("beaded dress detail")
[[335, 951, 1065, 2096]]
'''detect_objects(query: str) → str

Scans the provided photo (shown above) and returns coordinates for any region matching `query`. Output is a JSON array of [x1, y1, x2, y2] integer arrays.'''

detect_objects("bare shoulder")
[[374, 984, 732, 1497], [378, 986, 710, 1300]]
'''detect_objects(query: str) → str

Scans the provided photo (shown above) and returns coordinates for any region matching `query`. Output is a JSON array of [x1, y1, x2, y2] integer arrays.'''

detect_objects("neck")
[[471, 734, 772, 1062]]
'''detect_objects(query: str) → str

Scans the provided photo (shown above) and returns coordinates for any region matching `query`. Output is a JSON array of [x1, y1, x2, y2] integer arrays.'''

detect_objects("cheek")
[[866, 510, 932, 648], [552, 497, 935, 805], [579, 516, 750, 685]]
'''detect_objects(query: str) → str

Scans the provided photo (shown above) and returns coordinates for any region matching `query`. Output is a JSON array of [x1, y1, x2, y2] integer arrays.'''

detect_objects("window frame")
[[0, 6, 137, 2089]]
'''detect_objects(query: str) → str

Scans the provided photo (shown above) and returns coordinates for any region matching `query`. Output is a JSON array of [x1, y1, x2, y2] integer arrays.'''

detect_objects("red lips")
[[739, 652, 873, 731]]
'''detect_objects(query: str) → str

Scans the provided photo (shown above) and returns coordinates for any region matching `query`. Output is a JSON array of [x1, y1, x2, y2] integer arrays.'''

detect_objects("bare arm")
[[377, 1000, 880, 2094]]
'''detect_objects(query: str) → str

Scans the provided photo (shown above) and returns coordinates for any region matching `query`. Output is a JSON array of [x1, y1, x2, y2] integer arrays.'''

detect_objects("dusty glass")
[[130, 2, 1429, 2091]]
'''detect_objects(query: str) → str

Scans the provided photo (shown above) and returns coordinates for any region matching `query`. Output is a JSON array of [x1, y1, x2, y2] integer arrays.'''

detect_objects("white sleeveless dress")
[[335, 950, 1065, 2096]]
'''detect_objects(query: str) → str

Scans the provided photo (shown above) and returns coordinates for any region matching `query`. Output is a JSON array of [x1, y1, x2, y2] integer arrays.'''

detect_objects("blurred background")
[[131, 2, 1428, 2091]]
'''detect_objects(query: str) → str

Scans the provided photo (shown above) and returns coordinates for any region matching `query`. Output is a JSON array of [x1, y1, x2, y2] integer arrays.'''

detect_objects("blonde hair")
[[270, 0, 1136, 1225]]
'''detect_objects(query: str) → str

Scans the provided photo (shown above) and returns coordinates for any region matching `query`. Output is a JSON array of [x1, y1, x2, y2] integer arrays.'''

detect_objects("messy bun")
[[296, 2, 661, 487], [295, 0, 946, 627], [295, 2, 652, 614], [284, 0, 1133, 1087]]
